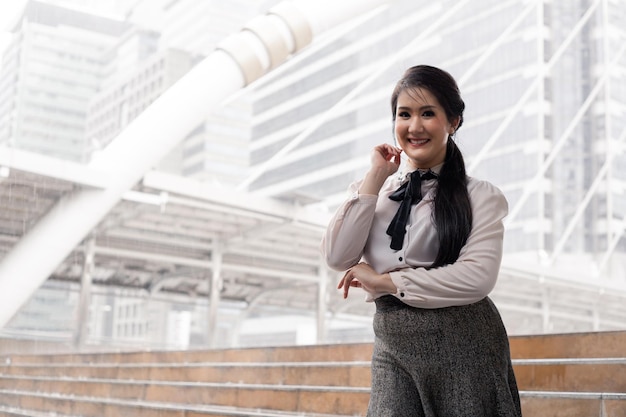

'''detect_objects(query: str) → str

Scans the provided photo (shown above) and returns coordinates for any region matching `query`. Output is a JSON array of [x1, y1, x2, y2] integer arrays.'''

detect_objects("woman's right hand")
[[371, 143, 402, 176], [358, 144, 402, 195]]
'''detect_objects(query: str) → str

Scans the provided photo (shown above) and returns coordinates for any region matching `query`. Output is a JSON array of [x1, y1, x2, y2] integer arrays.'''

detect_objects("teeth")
[[409, 139, 428, 145]]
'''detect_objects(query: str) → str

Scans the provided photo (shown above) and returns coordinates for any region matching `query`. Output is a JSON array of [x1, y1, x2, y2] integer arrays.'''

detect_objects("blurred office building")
[[87, 0, 271, 183], [0, 1, 128, 161], [245, 0, 626, 281], [237, 0, 626, 335], [126, 0, 277, 184], [0, 0, 267, 180]]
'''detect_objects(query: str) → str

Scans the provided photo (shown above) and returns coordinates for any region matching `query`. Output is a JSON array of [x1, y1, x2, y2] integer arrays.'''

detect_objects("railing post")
[[74, 236, 95, 348]]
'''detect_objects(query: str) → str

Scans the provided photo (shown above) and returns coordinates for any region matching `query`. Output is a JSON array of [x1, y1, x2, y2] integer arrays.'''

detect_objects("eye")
[[397, 111, 410, 118], [422, 110, 435, 117]]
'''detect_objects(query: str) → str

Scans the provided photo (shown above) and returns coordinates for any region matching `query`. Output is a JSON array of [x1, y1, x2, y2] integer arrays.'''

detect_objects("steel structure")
[[1, 146, 625, 347], [0, 0, 391, 333], [0, 0, 625, 349]]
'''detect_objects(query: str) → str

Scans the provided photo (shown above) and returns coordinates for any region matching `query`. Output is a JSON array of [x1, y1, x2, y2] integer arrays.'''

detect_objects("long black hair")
[[391, 65, 472, 268]]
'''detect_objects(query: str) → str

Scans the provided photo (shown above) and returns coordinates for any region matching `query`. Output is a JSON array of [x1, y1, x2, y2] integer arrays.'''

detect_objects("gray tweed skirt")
[[368, 295, 522, 417]]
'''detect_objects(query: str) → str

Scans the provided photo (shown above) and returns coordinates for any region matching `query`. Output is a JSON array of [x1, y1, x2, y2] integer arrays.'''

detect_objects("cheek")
[[394, 121, 407, 137]]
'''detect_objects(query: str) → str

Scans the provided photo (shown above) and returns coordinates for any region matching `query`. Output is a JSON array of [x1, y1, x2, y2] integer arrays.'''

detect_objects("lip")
[[407, 138, 429, 145]]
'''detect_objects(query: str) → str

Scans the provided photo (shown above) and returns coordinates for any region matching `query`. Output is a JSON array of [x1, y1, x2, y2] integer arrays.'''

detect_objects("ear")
[[449, 117, 460, 134]]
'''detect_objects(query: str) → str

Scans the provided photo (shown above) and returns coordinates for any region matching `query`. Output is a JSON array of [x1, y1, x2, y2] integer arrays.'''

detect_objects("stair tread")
[[0, 389, 357, 417]]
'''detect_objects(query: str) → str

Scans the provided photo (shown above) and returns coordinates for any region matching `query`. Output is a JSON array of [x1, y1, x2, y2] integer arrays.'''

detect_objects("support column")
[[316, 261, 328, 344], [592, 303, 600, 331], [73, 237, 95, 348], [207, 246, 223, 348], [541, 285, 550, 333]]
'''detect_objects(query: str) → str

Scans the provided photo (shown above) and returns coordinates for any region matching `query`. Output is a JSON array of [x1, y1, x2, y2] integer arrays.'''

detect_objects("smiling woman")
[[322, 65, 521, 416]]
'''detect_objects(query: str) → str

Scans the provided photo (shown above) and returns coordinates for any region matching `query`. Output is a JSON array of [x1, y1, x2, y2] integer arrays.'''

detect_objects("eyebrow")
[[397, 105, 437, 111]]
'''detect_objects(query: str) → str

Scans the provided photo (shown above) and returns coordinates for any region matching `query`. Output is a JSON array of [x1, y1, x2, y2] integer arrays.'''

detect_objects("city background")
[[0, 0, 625, 351]]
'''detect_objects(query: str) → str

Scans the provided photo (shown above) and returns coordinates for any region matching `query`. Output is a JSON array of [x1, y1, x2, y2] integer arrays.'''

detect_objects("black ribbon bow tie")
[[386, 170, 438, 250]]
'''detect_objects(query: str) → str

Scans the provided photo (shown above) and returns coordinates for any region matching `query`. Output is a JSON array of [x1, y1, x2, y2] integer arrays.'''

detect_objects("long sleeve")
[[321, 181, 379, 271], [388, 180, 508, 308]]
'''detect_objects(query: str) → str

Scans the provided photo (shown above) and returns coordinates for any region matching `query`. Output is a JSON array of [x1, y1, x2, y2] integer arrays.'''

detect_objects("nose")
[[408, 116, 422, 133]]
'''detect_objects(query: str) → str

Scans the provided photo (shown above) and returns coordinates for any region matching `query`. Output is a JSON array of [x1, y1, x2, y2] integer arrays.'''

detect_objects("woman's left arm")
[[387, 180, 509, 308]]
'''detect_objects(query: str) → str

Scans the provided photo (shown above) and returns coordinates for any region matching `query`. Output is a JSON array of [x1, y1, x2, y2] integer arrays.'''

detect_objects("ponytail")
[[430, 140, 472, 268], [390, 65, 471, 267]]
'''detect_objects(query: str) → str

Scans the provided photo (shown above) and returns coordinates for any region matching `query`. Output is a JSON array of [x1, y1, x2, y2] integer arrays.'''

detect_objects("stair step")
[[510, 331, 626, 359], [2, 389, 626, 417], [0, 343, 374, 365], [513, 358, 626, 392], [3, 358, 625, 393], [519, 391, 626, 417], [0, 360, 372, 386], [0, 376, 370, 415], [0, 389, 353, 417]]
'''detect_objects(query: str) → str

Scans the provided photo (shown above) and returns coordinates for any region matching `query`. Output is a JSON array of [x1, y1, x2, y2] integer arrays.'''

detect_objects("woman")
[[321, 65, 522, 416]]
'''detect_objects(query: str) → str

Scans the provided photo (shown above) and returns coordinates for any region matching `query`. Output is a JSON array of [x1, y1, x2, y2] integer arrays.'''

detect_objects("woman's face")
[[394, 87, 458, 170]]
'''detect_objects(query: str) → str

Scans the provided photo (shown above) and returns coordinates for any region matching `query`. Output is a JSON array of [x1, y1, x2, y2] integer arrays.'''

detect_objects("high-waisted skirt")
[[367, 295, 522, 417]]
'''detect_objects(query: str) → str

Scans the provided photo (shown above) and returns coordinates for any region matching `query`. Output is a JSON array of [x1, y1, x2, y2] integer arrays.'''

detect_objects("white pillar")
[[541, 286, 550, 333], [73, 236, 95, 348], [0, 0, 392, 328], [207, 247, 223, 348], [316, 262, 328, 344]]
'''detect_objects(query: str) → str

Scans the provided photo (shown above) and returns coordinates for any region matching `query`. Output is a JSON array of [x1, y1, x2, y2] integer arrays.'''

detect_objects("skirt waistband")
[[374, 294, 412, 312], [374, 294, 492, 313]]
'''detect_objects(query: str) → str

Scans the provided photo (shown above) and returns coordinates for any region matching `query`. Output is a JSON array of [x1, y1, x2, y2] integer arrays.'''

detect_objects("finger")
[[343, 273, 353, 299], [339, 270, 352, 298], [388, 147, 402, 162], [383, 145, 398, 159], [338, 268, 353, 288]]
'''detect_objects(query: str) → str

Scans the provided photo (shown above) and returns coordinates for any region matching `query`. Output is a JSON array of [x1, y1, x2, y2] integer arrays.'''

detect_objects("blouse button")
[[400, 292, 405, 297], [398, 257, 403, 262]]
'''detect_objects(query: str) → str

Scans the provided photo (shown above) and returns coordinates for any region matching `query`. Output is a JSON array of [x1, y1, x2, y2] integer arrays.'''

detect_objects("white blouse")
[[321, 165, 508, 309]]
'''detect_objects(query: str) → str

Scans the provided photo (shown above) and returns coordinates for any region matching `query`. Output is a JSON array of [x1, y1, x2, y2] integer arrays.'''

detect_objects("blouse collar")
[[396, 162, 444, 182]]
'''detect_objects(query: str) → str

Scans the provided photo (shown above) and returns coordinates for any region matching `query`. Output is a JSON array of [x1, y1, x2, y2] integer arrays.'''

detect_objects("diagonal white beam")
[[550, 124, 626, 264], [598, 216, 626, 275], [505, 44, 626, 226], [0, 0, 391, 328], [457, 2, 536, 87], [237, 0, 472, 191], [597, 126, 626, 273], [549, 160, 609, 264], [468, 0, 601, 173]]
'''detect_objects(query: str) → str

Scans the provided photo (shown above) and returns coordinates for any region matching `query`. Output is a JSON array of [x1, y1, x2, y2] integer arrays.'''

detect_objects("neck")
[[407, 161, 444, 172]]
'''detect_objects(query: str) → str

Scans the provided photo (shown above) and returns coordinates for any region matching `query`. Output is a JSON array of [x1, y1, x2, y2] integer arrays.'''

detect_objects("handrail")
[[512, 358, 626, 365], [520, 391, 626, 400]]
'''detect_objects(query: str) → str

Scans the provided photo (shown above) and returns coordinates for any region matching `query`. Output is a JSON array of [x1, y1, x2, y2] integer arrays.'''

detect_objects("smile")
[[408, 138, 429, 145]]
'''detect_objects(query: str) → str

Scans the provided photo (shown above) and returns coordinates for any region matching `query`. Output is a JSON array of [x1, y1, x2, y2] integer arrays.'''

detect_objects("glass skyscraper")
[[0, 1, 128, 161], [245, 0, 626, 279]]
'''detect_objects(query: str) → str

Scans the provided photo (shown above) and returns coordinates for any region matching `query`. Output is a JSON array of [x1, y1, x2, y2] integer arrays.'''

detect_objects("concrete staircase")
[[511, 331, 626, 417], [0, 331, 624, 416]]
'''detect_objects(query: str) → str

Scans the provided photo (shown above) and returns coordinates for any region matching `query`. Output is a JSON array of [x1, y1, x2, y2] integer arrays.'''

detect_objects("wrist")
[[379, 273, 397, 293], [359, 167, 392, 195]]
